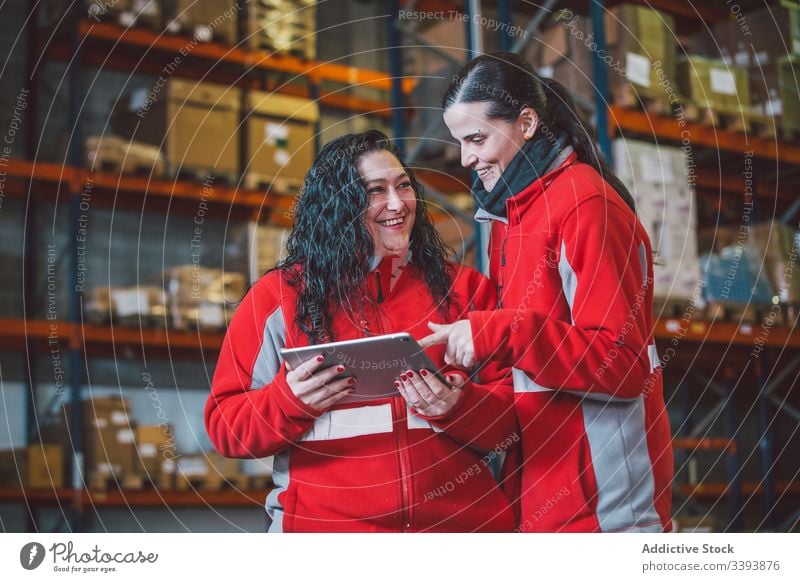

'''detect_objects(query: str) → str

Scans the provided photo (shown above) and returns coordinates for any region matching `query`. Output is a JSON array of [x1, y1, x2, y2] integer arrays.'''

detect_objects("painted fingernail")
[[400, 374, 407, 381], [406, 370, 414, 378], [446, 375, 454, 383], [394, 381, 401, 388], [420, 369, 428, 377], [337, 365, 345, 372], [316, 355, 324, 363], [348, 377, 356, 385]]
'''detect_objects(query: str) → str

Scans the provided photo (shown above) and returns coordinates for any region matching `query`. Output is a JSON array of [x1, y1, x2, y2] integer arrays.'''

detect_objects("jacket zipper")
[[498, 224, 509, 308], [392, 396, 412, 531], [373, 269, 409, 529]]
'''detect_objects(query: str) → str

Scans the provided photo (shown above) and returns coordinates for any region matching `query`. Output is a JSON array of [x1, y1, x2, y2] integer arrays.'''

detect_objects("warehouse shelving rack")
[[1, 0, 421, 532], [386, 0, 800, 532], [3, 0, 799, 532]]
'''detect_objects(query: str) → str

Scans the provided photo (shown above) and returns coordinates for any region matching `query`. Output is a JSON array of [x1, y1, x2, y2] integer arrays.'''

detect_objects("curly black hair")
[[275, 130, 455, 343]]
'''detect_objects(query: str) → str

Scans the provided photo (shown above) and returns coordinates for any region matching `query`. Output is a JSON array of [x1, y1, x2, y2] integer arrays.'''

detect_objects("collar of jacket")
[[475, 148, 578, 226]]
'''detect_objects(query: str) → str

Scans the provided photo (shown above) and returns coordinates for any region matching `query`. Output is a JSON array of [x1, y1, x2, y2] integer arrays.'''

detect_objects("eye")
[[472, 136, 485, 144], [368, 186, 384, 195], [398, 182, 412, 190]]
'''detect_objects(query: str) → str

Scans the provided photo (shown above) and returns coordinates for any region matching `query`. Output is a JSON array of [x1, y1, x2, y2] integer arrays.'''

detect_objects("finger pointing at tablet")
[[418, 320, 476, 368]]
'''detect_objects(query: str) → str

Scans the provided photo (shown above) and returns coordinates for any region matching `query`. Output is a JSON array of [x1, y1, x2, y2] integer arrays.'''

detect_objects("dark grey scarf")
[[472, 129, 570, 218]]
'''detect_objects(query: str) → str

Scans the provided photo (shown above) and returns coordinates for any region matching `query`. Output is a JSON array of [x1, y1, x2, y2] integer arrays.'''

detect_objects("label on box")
[[178, 458, 208, 477], [129, 88, 148, 112], [97, 462, 114, 475], [638, 151, 674, 184], [198, 303, 224, 327], [756, 51, 770, 65], [132, 0, 158, 17], [626, 53, 651, 88], [93, 418, 109, 429], [118, 11, 136, 27], [765, 98, 783, 117], [162, 459, 176, 474], [110, 410, 128, 426], [734, 51, 749, 67], [710, 69, 737, 96], [273, 149, 290, 166], [265, 122, 289, 146], [112, 289, 149, 317], [117, 429, 135, 444], [139, 443, 157, 458], [194, 25, 213, 42]]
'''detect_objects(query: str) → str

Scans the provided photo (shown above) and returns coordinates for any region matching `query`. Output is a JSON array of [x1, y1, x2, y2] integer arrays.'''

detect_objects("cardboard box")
[[164, 0, 237, 45], [85, 285, 168, 325], [135, 425, 176, 477], [204, 451, 242, 489], [112, 79, 241, 179], [85, 426, 137, 479], [249, 0, 317, 58], [527, 11, 594, 106], [750, 221, 800, 302], [248, 223, 289, 284], [165, 265, 246, 329], [85, 134, 165, 177], [677, 56, 749, 115], [604, 4, 677, 107], [0, 445, 64, 488], [245, 91, 319, 189]]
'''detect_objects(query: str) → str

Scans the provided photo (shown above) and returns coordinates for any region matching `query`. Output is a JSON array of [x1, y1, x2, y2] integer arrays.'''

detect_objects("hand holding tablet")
[[280, 333, 455, 407]]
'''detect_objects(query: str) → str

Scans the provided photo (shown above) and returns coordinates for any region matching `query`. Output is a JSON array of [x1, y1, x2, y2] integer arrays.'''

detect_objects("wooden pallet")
[[653, 296, 703, 320], [174, 472, 251, 492], [612, 83, 671, 116], [681, 102, 752, 133], [705, 300, 773, 324], [243, 171, 304, 195], [172, 166, 239, 187], [87, 136, 166, 177]]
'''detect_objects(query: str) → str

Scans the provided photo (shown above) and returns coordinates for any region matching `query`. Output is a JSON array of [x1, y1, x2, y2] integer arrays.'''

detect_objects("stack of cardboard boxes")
[[84, 285, 168, 326], [529, 5, 677, 112], [244, 91, 319, 192], [0, 445, 63, 489], [613, 139, 701, 303], [113, 79, 242, 182], [249, 0, 317, 59], [686, 1, 800, 133], [164, 266, 247, 330]]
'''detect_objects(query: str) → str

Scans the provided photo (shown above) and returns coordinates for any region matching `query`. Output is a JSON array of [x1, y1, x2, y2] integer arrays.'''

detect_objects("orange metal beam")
[[80, 21, 416, 94], [609, 105, 800, 165]]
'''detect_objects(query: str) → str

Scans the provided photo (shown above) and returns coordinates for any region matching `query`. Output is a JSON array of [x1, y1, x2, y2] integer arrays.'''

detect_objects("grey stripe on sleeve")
[[250, 306, 287, 390]]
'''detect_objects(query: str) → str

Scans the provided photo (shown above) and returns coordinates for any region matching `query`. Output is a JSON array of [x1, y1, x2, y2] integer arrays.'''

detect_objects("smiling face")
[[357, 150, 417, 257], [443, 101, 537, 191]]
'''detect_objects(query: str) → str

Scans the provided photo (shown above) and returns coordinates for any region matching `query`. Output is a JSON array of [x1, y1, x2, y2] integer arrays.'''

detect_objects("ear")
[[519, 107, 539, 140]]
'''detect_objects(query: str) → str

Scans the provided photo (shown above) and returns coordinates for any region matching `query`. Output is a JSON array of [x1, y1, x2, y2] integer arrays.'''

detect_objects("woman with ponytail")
[[421, 53, 673, 532]]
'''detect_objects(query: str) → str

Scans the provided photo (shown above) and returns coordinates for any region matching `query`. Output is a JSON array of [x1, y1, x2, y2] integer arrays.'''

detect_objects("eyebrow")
[[364, 172, 409, 184]]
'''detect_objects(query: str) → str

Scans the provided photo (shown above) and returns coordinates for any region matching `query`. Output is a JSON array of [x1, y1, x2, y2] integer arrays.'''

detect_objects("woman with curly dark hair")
[[205, 130, 517, 532]]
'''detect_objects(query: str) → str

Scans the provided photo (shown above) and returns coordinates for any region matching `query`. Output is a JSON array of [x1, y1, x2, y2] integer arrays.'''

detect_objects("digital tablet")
[[279, 333, 446, 404]]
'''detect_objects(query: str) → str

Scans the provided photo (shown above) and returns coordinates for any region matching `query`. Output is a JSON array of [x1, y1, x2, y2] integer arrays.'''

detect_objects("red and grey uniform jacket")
[[205, 258, 518, 532], [469, 153, 673, 532]]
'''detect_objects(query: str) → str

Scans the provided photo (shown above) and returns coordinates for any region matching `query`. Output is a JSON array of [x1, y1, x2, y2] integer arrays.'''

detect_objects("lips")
[[378, 217, 405, 227]]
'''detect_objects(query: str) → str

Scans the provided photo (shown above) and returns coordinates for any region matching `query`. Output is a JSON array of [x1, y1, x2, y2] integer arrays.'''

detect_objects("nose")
[[385, 187, 404, 212], [460, 146, 477, 169]]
